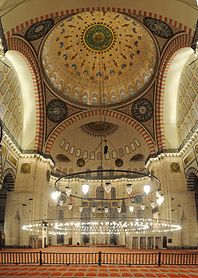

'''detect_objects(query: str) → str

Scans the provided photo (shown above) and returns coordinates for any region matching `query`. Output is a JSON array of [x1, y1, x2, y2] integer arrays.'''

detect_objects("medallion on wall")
[[170, 162, 181, 173], [115, 158, 123, 167], [143, 17, 173, 39], [21, 163, 31, 174], [25, 18, 55, 41], [47, 99, 68, 123], [131, 98, 153, 122], [77, 158, 85, 167]]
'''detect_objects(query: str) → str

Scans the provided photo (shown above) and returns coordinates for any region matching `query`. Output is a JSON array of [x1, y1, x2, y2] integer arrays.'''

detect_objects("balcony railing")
[[0, 251, 197, 266]]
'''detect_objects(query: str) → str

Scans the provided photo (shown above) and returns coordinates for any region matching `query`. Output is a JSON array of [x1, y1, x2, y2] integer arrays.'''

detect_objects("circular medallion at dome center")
[[83, 24, 114, 51]]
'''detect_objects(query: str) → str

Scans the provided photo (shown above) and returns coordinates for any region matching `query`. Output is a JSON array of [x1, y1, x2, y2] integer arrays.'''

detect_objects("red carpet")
[[0, 247, 197, 277], [0, 264, 198, 277]]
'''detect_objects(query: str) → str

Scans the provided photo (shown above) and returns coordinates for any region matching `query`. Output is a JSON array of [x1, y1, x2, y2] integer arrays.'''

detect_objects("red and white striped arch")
[[7, 36, 44, 151], [155, 33, 192, 151]]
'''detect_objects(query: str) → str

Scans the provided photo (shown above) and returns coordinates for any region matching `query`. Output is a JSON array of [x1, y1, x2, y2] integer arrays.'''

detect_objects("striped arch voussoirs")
[[2, 167, 16, 181], [6, 7, 192, 38], [155, 33, 192, 151], [7, 36, 44, 151], [45, 110, 156, 155], [2, 167, 16, 192], [186, 167, 198, 191]]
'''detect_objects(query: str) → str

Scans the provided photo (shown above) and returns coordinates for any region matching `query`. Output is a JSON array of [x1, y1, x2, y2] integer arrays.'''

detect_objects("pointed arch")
[[2, 168, 16, 192], [186, 167, 198, 191], [155, 33, 192, 151], [7, 36, 44, 151]]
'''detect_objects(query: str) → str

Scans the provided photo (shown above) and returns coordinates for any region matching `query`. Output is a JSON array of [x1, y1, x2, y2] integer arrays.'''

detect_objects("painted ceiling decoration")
[[131, 98, 153, 122], [40, 11, 159, 108], [80, 121, 119, 137], [83, 24, 114, 52], [4, 6, 189, 162], [25, 18, 55, 41], [143, 17, 173, 39], [47, 99, 68, 123]]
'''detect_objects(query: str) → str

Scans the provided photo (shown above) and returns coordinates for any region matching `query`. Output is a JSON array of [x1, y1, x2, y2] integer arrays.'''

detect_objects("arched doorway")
[[0, 170, 16, 246], [186, 168, 198, 220], [0, 172, 16, 235], [0, 186, 6, 238]]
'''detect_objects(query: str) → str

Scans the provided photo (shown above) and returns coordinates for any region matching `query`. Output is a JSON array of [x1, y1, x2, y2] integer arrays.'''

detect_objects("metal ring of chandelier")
[[51, 169, 164, 210]]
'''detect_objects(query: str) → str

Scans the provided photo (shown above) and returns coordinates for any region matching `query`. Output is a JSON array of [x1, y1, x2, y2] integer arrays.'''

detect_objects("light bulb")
[[65, 187, 72, 197], [92, 207, 96, 213], [68, 204, 73, 210], [157, 195, 164, 206], [155, 190, 161, 198], [129, 206, 134, 213], [104, 182, 111, 194], [104, 207, 109, 213], [126, 184, 132, 195], [144, 184, 150, 195], [51, 191, 61, 201], [141, 204, 146, 211], [79, 206, 83, 212], [117, 207, 121, 213], [82, 183, 89, 195]]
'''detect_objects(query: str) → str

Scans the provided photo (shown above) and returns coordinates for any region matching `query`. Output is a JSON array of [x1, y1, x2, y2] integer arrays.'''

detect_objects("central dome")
[[41, 11, 158, 107]]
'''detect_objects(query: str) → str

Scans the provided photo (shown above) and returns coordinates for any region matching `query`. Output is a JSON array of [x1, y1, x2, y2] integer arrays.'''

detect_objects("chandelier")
[[30, 168, 181, 235], [51, 169, 164, 211], [24, 168, 181, 236], [23, 168, 181, 235], [23, 217, 181, 235]]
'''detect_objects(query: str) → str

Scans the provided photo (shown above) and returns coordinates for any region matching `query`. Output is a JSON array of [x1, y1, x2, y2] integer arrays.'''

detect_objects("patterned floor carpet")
[[0, 264, 198, 277], [0, 246, 197, 277]]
